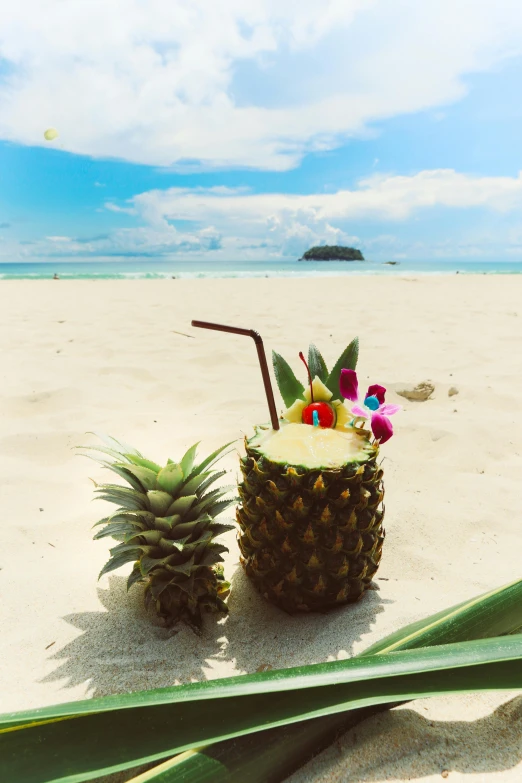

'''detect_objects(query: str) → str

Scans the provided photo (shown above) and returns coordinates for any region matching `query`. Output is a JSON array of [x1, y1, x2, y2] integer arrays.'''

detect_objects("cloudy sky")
[[2, 0, 522, 263]]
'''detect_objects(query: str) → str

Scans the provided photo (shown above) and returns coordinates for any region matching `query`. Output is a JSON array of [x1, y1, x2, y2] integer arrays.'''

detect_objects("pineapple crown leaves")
[[272, 338, 359, 407], [79, 433, 236, 500], [78, 434, 238, 587]]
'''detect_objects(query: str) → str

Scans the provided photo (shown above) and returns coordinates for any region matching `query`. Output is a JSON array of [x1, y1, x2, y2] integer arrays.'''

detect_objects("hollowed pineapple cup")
[[237, 423, 385, 613]]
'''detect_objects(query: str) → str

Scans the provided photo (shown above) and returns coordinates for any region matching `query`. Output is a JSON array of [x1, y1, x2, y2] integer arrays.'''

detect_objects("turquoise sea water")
[[2, 259, 522, 279]]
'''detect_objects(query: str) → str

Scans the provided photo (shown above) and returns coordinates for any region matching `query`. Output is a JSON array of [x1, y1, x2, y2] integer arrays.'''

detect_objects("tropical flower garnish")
[[340, 369, 401, 443], [282, 376, 352, 430]]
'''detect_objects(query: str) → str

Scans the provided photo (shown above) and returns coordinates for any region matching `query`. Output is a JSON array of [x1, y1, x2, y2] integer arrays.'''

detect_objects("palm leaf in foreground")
[[168, 575, 522, 783], [1, 632, 522, 783]]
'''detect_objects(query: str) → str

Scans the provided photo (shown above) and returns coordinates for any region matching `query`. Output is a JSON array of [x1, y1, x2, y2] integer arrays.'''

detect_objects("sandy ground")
[[0, 275, 521, 782]]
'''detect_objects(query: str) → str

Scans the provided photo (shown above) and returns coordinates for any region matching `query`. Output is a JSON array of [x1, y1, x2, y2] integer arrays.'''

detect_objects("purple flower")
[[340, 369, 401, 444]]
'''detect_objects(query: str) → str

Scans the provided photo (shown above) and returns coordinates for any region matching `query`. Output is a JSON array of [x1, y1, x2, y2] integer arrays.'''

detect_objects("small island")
[[299, 245, 365, 262]]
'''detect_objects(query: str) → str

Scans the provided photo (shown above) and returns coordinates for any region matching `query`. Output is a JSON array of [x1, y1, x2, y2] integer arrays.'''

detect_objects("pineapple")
[[236, 340, 386, 613], [237, 424, 384, 612], [82, 434, 235, 632]]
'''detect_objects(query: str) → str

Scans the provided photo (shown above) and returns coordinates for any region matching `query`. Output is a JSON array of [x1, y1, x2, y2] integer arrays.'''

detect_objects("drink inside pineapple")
[[237, 421, 385, 613], [248, 422, 373, 470]]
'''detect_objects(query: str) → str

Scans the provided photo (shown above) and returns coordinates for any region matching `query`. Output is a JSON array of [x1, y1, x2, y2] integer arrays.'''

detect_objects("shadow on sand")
[[39, 574, 522, 782], [216, 566, 390, 675], [289, 696, 522, 782], [41, 567, 389, 699]]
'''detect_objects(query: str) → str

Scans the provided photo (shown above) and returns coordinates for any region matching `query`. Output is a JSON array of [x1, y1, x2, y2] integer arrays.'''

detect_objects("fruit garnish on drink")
[[299, 351, 337, 428], [281, 349, 352, 430]]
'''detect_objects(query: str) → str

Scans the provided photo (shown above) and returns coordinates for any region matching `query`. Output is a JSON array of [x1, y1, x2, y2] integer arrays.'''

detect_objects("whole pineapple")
[[237, 341, 388, 613], [82, 434, 235, 631]]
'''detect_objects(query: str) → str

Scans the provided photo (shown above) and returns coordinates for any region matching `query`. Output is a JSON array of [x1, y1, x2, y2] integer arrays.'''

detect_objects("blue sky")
[[1, 0, 522, 262]]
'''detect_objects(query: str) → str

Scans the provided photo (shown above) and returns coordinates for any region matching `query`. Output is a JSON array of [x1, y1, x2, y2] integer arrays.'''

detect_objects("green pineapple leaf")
[[87, 431, 141, 457], [95, 487, 149, 512], [198, 485, 236, 505], [127, 564, 143, 591], [209, 522, 236, 537], [98, 547, 141, 579], [139, 554, 169, 576], [113, 463, 158, 491], [184, 441, 237, 483], [200, 547, 227, 567], [165, 558, 199, 578], [195, 469, 227, 496], [146, 491, 174, 517], [308, 343, 328, 382], [272, 350, 305, 407], [192, 491, 235, 520], [166, 494, 197, 516], [126, 530, 163, 546], [170, 518, 202, 539], [326, 337, 359, 400], [93, 523, 135, 540], [78, 452, 147, 493], [204, 498, 236, 519], [125, 454, 163, 472], [156, 463, 184, 495], [78, 444, 132, 463], [180, 442, 200, 478], [92, 511, 145, 528], [179, 471, 213, 497], [102, 464, 146, 492]]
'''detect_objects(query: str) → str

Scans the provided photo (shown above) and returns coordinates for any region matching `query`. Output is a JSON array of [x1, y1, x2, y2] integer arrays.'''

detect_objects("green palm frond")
[[1, 578, 522, 782]]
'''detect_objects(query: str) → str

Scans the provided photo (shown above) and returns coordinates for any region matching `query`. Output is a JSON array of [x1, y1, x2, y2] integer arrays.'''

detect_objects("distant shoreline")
[[2, 259, 522, 279]]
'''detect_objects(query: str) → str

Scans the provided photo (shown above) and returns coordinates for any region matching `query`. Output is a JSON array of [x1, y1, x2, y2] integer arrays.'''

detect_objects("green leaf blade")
[[125, 752, 229, 783], [180, 443, 200, 478], [1, 637, 522, 783], [326, 337, 359, 400], [365, 576, 522, 655], [307, 344, 328, 383], [125, 454, 163, 473], [156, 463, 184, 495], [184, 441, 237, 483], [272, 350, 305, 407], [4, 579, 522, 783], [98, 548, 141, 579], [146, 576, 522, 782], [87, 432, 141, 457]]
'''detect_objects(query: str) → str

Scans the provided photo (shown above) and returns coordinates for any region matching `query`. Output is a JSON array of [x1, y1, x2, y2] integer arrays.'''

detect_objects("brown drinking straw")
[[191, 320, 280, 430]]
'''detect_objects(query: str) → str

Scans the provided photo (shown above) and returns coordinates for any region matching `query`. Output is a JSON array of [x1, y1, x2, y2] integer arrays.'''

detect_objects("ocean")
[[1, 258, 522, 279]]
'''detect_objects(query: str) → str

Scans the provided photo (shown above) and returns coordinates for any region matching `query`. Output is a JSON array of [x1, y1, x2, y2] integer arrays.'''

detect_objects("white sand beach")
[[1, 275, 521, 782]]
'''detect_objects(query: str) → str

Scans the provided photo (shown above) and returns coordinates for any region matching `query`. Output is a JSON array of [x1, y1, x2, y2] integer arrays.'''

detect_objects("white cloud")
[[1, 0, 522, 169], [104, 203, 137, 215], [124, 168, 522, 256], [5, 168, 522, 262], [130, 169, 522, 227]]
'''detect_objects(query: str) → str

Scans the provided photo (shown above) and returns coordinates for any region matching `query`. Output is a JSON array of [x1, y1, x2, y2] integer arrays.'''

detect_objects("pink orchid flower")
[[339, 369, 401, 444]]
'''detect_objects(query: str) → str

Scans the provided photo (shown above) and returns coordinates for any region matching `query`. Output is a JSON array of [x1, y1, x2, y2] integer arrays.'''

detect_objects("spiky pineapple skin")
[[237, 435, 385, 613]]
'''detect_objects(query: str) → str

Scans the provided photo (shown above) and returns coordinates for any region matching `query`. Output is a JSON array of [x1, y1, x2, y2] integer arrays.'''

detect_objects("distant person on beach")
[[53, 273, 59, 280]]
